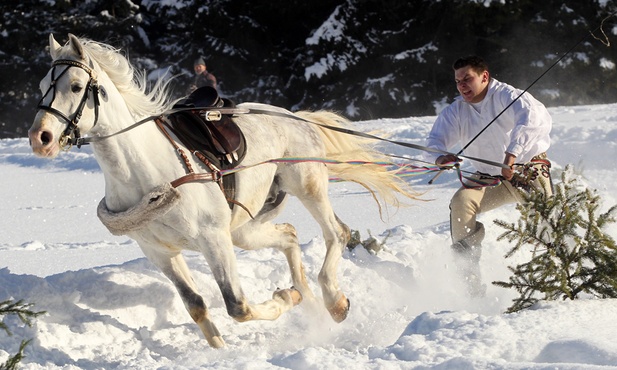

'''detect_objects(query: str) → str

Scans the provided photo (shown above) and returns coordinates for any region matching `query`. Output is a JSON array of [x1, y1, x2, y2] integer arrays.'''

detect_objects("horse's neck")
[[92, 118, 179, 210]]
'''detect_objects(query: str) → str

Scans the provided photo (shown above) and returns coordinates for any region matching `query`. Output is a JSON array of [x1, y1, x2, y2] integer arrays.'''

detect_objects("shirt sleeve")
[[499, 87, 552, 158], [423, 103, 461, 164]]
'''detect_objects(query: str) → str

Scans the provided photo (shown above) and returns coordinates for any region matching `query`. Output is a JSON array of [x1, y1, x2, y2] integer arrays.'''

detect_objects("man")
[[188, 57, 217, 93], [424, 56, 553, 297]]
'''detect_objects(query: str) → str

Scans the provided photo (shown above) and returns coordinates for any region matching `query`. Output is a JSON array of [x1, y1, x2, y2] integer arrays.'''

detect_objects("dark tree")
[[1, 0, 616, 138]]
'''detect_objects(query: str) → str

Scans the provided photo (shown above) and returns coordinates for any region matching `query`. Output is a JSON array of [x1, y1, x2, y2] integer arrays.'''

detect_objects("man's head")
[[194, 57, 206, 74], [452, 56, 490, 103]]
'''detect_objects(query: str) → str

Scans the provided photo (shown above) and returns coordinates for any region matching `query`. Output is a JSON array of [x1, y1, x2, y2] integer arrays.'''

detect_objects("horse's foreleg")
[[139, 246, 225, 348], [201, 233, 302, 322], [177, 276, 224, 348]]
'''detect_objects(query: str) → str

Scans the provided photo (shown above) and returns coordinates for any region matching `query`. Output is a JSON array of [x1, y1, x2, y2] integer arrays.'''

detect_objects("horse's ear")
[[49, 34, 62, 60], [67, 33, 85, 60]]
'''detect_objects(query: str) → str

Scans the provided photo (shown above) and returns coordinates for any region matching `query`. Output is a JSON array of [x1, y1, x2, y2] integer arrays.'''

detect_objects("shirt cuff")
[[506, 143, 523, 158]]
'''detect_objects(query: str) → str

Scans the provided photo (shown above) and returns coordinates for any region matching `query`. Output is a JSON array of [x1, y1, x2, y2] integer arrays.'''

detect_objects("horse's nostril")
[[40, 131, 52, 145]]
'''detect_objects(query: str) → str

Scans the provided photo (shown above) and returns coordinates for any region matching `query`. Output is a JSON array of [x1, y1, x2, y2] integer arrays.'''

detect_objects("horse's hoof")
[[207, 336, 226, 349], [274, 287, 303, 306], [288, 287, 303, 305], [328, 294, 350, 323]]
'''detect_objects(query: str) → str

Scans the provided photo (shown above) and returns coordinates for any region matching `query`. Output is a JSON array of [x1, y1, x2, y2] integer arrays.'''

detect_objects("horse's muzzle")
[[28, 125, 60, 158]]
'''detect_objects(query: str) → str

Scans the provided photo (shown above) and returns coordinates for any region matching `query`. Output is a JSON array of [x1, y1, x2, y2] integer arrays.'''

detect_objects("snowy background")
[[3, 1, 617, 137], [1, 103, 617, 369]]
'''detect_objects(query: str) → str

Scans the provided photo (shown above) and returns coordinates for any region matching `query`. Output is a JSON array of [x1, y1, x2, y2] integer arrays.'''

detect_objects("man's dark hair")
[[453, 56, 489, 75]]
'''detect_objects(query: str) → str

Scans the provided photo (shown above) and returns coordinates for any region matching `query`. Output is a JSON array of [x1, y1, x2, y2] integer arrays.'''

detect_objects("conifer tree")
[[493, 166, 617, 313], [0, 300, 45, 370]]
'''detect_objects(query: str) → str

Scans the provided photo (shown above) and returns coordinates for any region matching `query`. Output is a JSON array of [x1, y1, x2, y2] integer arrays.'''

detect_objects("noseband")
[[37, 59, 101, 149]]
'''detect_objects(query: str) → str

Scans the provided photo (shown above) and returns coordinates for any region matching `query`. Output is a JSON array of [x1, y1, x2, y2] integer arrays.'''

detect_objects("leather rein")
[[36, 60, 508, 184]]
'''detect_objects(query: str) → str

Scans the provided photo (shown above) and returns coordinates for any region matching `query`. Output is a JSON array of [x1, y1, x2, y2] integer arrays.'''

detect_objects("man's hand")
[[436, 154, 461, 168], [502, 152, 516, 180]]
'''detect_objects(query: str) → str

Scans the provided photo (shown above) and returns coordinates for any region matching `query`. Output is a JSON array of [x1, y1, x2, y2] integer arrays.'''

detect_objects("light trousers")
[[449, 159, 553, 247]]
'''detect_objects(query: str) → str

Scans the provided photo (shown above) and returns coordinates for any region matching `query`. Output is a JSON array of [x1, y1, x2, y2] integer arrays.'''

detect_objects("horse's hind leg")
[[317, 212, 351, 322], [295, 179, 351, 322], [138, 245, 225, 348]]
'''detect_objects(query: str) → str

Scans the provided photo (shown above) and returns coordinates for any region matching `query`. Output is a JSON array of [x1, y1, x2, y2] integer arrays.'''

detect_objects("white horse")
[[28, 34, 417, 348]]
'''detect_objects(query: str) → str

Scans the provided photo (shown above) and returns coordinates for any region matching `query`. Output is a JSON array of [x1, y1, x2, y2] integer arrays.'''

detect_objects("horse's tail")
[[295, 110, 421, 211]]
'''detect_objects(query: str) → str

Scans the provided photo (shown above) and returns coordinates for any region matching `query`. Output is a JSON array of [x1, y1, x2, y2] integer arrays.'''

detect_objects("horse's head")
[[29, 34, 103, 158]]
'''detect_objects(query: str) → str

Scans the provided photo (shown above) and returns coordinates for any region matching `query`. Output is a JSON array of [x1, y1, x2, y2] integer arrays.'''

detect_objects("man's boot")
[[451, 223, 486, 297]]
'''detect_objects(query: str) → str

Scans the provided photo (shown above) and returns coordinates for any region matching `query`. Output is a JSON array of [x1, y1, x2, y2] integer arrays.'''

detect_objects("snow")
[[393, 42, 439, 63], [1, 103, 617, 369], [303, 4, 366, 82], [600, 57, 616, 70], [305, 5, 346, 45], [140, 0, 189, 10]]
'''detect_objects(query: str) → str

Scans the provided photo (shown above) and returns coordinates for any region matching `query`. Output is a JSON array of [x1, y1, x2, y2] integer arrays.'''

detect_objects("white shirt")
[[424, 79, 552, 175]]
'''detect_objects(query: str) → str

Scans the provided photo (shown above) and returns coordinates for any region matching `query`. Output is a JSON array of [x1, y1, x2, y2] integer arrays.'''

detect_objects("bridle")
[[37, 59, 101, 149]]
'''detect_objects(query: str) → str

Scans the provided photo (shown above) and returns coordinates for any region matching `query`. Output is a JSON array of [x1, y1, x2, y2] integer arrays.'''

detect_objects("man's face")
[[454, 66, 489, 103], [194, 64, 206, 74]]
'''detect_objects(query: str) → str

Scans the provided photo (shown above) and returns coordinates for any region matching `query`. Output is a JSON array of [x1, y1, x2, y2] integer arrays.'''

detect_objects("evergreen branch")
[[0, 299, 45, 369], [493, 165, 617, 312], [0, 300, 46, 336], [0, 339, 31, 370]]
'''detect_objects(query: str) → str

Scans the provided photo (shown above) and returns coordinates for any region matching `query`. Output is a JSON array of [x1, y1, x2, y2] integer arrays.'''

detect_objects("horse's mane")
[[69, 37, 178, 118]]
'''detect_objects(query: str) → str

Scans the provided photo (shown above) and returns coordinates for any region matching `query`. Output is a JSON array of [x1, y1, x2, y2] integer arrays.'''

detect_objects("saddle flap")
[[208, 116, 242, 154], [163, 115, 245, 170]]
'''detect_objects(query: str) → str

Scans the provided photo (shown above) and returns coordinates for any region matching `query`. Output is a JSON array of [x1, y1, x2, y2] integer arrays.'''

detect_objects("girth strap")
[[155, 117, 222, 186]]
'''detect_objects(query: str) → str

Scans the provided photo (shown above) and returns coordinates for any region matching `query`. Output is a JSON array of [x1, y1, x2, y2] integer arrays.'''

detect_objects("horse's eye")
[[71, 84, 83, 93]]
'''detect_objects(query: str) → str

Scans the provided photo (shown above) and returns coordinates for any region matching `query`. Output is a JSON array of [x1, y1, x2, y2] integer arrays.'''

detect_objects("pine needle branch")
[[493, 165, 617, 312], [0, 300, 45, 369]]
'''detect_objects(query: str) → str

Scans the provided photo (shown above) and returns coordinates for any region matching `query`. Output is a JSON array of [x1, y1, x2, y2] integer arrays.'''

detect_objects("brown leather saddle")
[[162, 86, 247, 205]]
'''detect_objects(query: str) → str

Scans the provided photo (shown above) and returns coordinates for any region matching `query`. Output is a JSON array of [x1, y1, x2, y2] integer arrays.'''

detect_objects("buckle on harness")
[[201, 111, 222, 122], [212, 169, 222, 182], [59, 134, 73, 151]]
